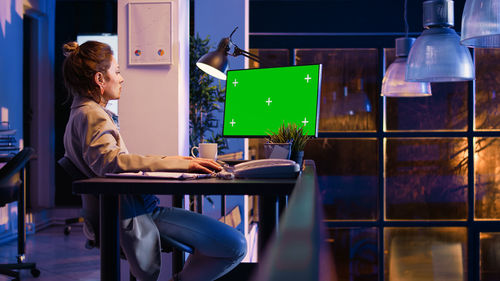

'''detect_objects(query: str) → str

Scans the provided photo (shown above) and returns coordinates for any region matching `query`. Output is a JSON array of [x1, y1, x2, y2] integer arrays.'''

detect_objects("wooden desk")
[[73, 175, 297, 281]]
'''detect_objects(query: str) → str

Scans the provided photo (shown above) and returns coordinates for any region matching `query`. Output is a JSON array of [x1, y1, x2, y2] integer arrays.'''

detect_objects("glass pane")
[[386, 138, 468, 220], [475, 49, 500, 131], [248, 137, 267, 160], [327, 227, 378, 281], [202, 195, 222, 220], [304, 138, 378, 220], [295, 49, 379, 132], [385, 49, 468, 131], [249, 49, 290, 68], [385, 227, 467, 281], [474, 137, 500, 219], [480, 232, 500, 281]]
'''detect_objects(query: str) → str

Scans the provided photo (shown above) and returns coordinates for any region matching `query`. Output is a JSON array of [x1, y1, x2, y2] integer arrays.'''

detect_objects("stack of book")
[[0, 122, 19, 159]]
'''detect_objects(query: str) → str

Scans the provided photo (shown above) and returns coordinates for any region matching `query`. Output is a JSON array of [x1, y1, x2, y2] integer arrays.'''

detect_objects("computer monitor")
[[222, 64, 322, 138]]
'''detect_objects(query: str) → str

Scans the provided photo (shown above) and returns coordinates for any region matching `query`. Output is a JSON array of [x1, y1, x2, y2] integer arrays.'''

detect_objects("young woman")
[[61, 40, 246, 281]]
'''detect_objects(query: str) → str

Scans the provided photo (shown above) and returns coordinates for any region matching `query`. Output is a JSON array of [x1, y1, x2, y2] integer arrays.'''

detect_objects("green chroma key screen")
[[223, 64, 322, 137]]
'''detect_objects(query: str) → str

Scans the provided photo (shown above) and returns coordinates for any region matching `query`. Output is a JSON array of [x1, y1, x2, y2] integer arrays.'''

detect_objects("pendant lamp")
[[461, 0, 500, 48], [382, 38, 432, 97], [406, 0, 475, 82]]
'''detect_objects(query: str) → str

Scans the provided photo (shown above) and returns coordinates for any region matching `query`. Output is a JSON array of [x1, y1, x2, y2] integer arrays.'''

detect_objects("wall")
[[249, 0, 469, 33], [0, 0, 24, 244], [118, 0, 189, 157], [0, 0, 24, 144], [0, 0, 56, 210], [0, 0, 56, 242], [25, 0, 56, 209], [249, 0, 467, 48]]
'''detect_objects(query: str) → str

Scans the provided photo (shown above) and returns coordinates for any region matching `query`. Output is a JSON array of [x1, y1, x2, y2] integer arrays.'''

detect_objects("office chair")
[[57, 156, 193, 281], [0, 147, 40, 280], [63, 215, 84, 235]]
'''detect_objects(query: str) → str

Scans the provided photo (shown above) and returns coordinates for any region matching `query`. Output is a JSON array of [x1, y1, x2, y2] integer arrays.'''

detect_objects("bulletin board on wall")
[[128, 1, 172, 65]]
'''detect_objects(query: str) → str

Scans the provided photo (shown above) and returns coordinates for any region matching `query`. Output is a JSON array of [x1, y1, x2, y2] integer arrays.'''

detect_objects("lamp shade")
[[382, 37, 432, 97], [196, 51, 228, 80], [406, 28, 475, 82], [461, 0, 500, 48], [382, 58, 432, 97], [406, 0, 475, 82], [196, 38, 230, 80]]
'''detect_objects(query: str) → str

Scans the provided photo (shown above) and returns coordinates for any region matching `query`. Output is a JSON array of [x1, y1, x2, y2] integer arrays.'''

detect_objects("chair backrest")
[[57, 156, 100, 244], [0, 147, 34, 187], [0, 148, 34, 207], [57, 156, 87, 181]]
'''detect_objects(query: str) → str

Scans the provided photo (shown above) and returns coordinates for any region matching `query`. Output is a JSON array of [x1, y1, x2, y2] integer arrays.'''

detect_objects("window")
[[249, 41, 500, 281]]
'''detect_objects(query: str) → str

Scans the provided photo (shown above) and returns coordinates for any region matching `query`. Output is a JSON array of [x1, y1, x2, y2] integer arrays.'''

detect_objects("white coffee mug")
[[191, 143, 218, 160]]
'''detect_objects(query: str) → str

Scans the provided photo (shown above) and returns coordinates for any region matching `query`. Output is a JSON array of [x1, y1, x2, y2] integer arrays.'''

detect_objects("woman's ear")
[[94, 72, 105, 94]]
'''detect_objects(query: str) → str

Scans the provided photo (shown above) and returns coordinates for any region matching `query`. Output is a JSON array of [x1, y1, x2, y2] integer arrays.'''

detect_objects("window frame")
[[250, 32, 500, 281]]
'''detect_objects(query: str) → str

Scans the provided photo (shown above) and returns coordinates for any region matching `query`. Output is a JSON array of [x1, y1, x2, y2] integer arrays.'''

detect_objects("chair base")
[[0, 262, 40, 279], [64, 217, 84, 235]]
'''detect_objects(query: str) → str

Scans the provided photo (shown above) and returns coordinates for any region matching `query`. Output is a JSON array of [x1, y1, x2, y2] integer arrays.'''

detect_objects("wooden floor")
[[0, 225, 100, 281], [0, 225, 256, 281]]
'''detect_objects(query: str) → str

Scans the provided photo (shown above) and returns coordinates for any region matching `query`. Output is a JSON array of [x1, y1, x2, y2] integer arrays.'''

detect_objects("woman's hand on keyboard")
[[188, 158, 222, 174]]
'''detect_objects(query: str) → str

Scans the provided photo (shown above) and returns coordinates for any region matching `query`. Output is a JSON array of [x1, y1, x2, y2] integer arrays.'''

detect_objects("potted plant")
[[266, 122, 310, 165]]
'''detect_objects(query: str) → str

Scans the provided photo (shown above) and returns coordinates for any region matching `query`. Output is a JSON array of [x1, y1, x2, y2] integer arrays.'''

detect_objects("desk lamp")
[[196, 27, 260, 80]]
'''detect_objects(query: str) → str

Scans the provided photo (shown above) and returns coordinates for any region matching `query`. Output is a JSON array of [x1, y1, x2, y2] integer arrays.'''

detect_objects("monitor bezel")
[[222, 64, 322, 138]]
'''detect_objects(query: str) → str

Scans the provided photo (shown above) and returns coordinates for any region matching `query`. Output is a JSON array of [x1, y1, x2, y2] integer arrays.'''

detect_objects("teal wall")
[[0, 1, 24, 243], [0, 2, 24, 144]]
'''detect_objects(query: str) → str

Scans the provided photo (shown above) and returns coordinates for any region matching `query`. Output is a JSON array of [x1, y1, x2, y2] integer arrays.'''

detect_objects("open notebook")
[[105, 171, 214, 180]]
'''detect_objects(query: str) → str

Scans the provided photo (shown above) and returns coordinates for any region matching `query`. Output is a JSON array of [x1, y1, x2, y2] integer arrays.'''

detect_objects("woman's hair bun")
[[63, 41, 79, 57]]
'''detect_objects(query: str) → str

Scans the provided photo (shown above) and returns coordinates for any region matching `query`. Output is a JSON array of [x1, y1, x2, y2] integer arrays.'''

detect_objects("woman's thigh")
[[150, 207, 246, 258]]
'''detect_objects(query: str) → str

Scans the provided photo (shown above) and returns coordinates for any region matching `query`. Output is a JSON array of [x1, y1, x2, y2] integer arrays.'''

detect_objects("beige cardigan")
[[63, 96, 190, 177]]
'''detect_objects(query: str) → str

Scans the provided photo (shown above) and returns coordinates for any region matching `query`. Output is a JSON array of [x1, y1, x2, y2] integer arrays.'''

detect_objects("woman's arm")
[[80, 107, 197, 176]]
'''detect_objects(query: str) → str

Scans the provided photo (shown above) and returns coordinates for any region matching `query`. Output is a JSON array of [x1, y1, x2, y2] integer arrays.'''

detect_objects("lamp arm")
[[231, 45, 261, 63], [229, 27, 238, 40]]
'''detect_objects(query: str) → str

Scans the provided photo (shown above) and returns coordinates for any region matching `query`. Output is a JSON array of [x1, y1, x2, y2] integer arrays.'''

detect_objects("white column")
[[118, 0, 189, 157]]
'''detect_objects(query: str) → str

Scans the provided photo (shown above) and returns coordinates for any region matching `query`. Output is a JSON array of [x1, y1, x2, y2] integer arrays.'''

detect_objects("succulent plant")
[[267, 122, 310, 157]]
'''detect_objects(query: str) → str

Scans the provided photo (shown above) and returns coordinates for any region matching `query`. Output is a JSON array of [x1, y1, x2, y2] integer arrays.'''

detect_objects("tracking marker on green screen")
[[223, 64, 322, 137]]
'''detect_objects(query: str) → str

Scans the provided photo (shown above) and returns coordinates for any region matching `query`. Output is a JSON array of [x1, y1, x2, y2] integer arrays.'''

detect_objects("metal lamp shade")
[[196, 50, 228, 80], [382, 37, 432, 97], [382, 57, 432, 97], [406, 27, 475, 82], [461, 0, 500, 48]]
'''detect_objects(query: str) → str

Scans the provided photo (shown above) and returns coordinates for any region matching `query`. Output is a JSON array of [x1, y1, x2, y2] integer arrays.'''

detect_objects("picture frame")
[[128, 1, 172, 65]]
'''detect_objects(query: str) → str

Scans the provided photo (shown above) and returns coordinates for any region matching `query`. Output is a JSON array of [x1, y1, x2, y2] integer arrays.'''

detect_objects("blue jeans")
[[150, 206, 247, 281]]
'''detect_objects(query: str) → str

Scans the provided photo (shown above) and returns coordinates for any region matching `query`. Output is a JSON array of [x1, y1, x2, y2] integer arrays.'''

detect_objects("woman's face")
[[102, 56, 123, 102]]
